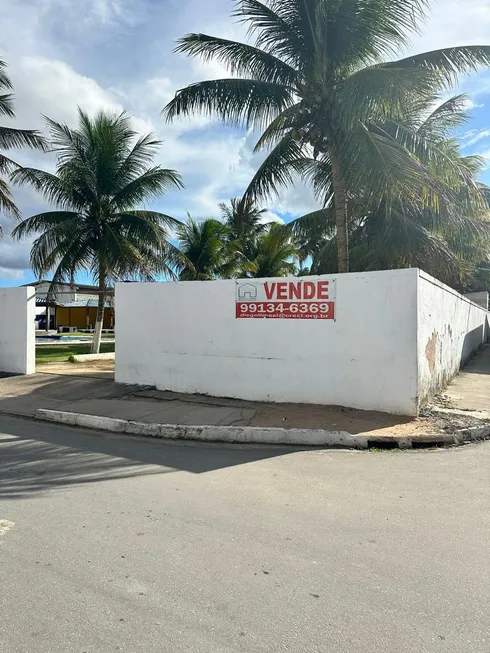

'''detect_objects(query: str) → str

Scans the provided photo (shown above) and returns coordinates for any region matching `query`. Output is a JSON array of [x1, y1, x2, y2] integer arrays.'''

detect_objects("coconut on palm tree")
[[12, 109, 183, 353], [0, 58, 45, 233], [163, 0, 490, 272]]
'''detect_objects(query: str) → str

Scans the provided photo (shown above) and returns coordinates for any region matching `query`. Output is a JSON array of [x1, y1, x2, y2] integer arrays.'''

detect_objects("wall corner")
[[414, 269, 421, 415]]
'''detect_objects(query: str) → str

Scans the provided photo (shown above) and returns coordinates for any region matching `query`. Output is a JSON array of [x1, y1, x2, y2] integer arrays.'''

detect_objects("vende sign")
[[235, 278, 336, 319]]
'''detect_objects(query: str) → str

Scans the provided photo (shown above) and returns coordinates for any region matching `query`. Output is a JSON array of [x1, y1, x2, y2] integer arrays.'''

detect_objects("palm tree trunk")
[[91, 283, 105, 354], [331, 151, 349, 273]]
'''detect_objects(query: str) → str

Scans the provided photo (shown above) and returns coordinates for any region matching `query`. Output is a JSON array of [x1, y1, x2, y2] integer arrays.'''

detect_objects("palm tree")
[[175, 216, 234, 279], [163, 0, 490, 272], [246, 223, 298, 277], [220, 195, 267, 275], [0, 58, 45, 233], [220, 196, 267, 259], [289, 93, 490, 287], [12, 109, 183, 353]]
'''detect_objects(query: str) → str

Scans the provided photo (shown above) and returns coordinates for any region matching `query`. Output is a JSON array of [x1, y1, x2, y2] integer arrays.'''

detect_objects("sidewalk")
[[442, 344, 490, 416], [1, 367, 488, 445]]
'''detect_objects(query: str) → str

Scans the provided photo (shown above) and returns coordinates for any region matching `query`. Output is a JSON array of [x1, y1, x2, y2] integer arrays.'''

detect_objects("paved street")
[[1, 416, 489, 653]]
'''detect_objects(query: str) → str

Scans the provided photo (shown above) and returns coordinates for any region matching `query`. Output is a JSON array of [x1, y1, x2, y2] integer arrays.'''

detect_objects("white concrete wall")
[[0, 287, 36, 375], [116, 269, 420, 415], [417, 271, 489, 405]]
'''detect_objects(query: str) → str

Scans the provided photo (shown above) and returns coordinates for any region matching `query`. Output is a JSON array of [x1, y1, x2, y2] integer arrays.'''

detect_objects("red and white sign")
[[235, 279, 336, 319]]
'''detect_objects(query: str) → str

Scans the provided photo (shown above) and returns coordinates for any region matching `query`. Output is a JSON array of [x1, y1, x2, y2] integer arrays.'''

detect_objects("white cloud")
[[463, 98, 485, 111], [260, 211, 285, 225], [477, 148, 490, 160], [0, 267, 26, 281], [2, 0, 490, 280], [463, 128, 490, 147], [409, 0, 490, 53]]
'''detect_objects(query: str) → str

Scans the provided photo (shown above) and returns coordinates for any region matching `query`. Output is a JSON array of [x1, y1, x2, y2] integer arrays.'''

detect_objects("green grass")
[[43, 331, 114, 339], [36, 342, 115, 364]]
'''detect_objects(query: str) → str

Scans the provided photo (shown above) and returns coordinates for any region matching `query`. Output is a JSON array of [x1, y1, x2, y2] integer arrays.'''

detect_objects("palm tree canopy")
[[0, 58, 46, 224], [11, 109, 184, 288], [175, 216, 234, 280], [220, 196, 267, 239], [164, 0, 490, 272], [220, 195, 269, 263], [291, 94, 490, 286], [246, 222, 298, 278]]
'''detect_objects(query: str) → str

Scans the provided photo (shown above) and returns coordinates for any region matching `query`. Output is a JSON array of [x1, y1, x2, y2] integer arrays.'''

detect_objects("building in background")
[[23, 280, 114, 331]]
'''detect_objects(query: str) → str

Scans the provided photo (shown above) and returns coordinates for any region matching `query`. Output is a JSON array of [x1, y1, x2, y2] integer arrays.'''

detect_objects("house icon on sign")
[[237, 283, 258, 300]]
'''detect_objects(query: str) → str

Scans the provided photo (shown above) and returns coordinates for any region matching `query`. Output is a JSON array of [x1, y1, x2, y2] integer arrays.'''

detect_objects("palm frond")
[[253, 102, 305, 150], [0, 60, 13, 90], [163, 78, 294, 129], [11, 211, 80, 241], [0, 93, 15, 118], [115, 133, 162, 186], [310, 0, 430, 71], [111, 167, 183, 210], [235, 0, 308, 67], [0, 153, 20, 175], [391, 46, 490, 86], [0, 177, 20, 219], [11, 167, 75, 209], [417, 94, 470, 139], [176, 33, 298, 85], [245, 132, 305, 200], [285, 207, 335, 239], [339, 64, 436, 126], [0, 126, 47, 151]]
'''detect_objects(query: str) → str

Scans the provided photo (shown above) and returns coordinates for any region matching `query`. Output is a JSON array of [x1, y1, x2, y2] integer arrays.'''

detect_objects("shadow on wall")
[[460, 322, 489, 368]]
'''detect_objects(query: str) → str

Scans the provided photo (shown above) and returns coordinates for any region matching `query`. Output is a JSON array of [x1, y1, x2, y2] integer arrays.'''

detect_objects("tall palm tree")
[[289, 93, 490, 287], [175, 216, 234, 280], [163, 0, 490, 272], [12, 109, 183, 353], [0, 58, 45, 233], [246, 223, 298, 277]]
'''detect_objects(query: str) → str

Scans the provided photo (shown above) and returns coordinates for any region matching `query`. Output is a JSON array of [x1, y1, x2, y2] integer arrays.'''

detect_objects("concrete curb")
[[35, 409, 490, 449], [70, 353, 115, 362], [36, 409, 369, 447]]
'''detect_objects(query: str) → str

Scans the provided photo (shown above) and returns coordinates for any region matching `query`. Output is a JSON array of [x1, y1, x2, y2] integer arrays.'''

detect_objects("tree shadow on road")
[[0, 416, 304, 500]]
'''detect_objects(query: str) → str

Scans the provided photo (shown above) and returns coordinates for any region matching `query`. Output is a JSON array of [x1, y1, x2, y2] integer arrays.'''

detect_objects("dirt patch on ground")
[[250, 405, 444, 436], [129, 389, 451, 436], [36, 360, 115, 378]]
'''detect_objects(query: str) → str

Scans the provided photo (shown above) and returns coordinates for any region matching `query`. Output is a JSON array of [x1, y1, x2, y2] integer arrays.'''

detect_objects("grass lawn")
[[44, 331, 115, 339], [36, 342, 115, 364]]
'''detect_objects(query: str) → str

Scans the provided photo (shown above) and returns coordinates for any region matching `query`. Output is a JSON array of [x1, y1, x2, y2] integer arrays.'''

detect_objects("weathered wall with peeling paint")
[[417, 272, 488, 406], [116, 270, 419, 415], [0, 287, 36, 375], [115, 270, 488, 415]]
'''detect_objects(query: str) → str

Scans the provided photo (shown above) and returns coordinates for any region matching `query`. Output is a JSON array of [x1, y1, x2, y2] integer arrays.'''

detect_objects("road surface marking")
[[0, 520, 15, 536]]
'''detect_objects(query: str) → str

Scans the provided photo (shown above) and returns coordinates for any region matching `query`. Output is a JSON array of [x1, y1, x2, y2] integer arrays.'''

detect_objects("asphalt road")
[[1, 416, 489, 653]]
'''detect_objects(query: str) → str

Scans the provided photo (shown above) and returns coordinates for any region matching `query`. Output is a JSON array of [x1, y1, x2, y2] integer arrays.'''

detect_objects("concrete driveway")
[[1, 416, 489, 652]]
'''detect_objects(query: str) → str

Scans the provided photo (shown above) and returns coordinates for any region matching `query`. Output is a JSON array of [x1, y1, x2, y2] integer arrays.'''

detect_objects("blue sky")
[[1, 0, 490, 287]]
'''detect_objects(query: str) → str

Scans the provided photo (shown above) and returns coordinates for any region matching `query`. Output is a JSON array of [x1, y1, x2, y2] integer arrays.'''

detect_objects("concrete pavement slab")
[[444, 344, 490, 412]]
